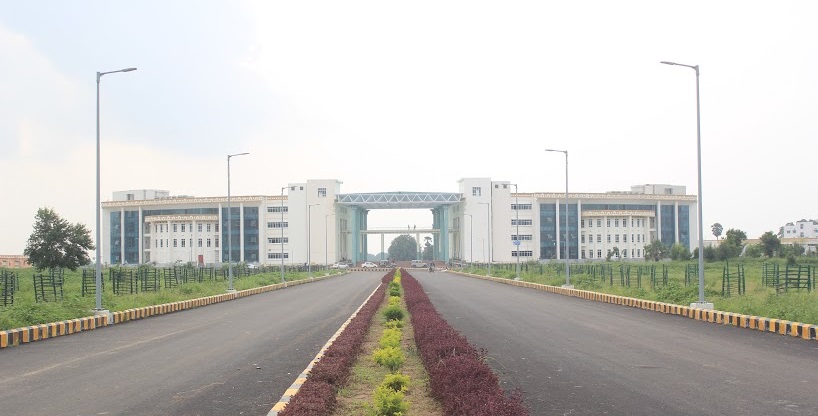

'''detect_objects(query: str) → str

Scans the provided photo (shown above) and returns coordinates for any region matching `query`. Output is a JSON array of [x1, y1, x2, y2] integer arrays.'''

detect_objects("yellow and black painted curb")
[[0, 273, 345, 349], [449, 271, 818, 342], [268, 283, 384, 415]]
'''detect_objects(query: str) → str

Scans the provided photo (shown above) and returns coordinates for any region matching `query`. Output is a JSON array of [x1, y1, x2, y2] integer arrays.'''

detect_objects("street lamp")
[[661, 60, 711, 309], [325, 213, 335, 270], [280, 187, 287, 284], [479, 202, 491, 276], [226, 152, 249, 292], [464, 214, 473, 265], [545, 149, 571, 288], [308, 204, 317, 277], [511, 184, 520, 281], [94, 67, 136, 313]]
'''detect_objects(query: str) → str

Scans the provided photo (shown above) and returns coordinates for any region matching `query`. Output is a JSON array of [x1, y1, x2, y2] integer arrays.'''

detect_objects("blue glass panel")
[[123, 211, 139, 264], [243, 207, 259, 263], [660, 205, 676, 246], [109, 212, 121, 264], [221, 207, 241, 262], [540, 204, 556, 259], [678, 205, 690, 250]]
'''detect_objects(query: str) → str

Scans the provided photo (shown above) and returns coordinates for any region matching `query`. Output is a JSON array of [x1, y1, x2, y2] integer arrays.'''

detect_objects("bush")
[[383, 319, 404, 329], [383, 304, 404, 321], [380, 373, 410, 392], [373, 346, 405, 372], [380, 328, 402, 348], [388, 296, 401, 307], [372, 384, 409, 416]]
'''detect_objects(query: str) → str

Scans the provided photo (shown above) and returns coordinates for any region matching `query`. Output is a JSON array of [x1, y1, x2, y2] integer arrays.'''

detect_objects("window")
[[268, 222, 289, 228], [597, 234, 601, 243], [581, 234, 585, 244], [623, 249, 628, 258], [126, 193, 134, 201], [300, 186, 304, 190], [511, 219, 532, 226], [512, 250, 533, 257], [607, 219, 611, 227], [637, 249, 641, 257], [291, 186, 296, 191], [614, 219, 619, 227], [472, 187, 482, 197], [511, 235, 533, 241], [582, 250, 586, 259], [198, 224, 202, 232], [207, 224, 211, 232], [181, 239, 185, 248], [800, 223, 804, 229], [665, 188, 673, 195], [607, 235, 611, 243], [215, 239, 219, 248], [511, 204, 532, 210], [160, 240, 164, 248], [637, 234, 641, 243], [588, 250, 593, 259], [631, 234, 634, 242], [207, 238, 211, 247], [173, 224, 178, 232], [318, 187, 327, 197], [268, 206, 288, 213], [581, 219, 585, 228], [597, 250, 602, 258], [181, 224, 186, 232], [268, 252, 289, 259], [215, 224, 219, 232], [268, 237, 289, 244], [198, 239, 202, 247], [624, 234, 628, 243], [173, 239, 178, 247], [615, 235, 620, 243], [597, 219, 601, 227]]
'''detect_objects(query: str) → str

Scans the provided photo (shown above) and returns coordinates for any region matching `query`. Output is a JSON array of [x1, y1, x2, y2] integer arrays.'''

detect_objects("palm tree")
[[711, 223, 723, 240]]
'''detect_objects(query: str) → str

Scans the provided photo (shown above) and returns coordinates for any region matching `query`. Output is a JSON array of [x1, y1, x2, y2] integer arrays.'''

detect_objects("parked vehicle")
[[330, 262, 349, 269], [410, 260, 427, 268], [361, 261, 378, 268]]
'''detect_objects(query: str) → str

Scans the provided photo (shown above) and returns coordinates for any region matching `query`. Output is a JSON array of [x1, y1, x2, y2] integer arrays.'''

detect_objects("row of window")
[[582, 249, 641, 259], [267, 252, 289, 259], [582, 218, 645, 229], [153, 223, 219, 234], [511, 235, 533, 241], [511, 251, 533, 257], [511, 219, 533, 226], [581, 234, 645, 244], [155, 238, 219, 248], [267, 222, 289, 229], [267, 237, 289, 244], [266, 206, 288, 213], [511, 204, 532, 210]]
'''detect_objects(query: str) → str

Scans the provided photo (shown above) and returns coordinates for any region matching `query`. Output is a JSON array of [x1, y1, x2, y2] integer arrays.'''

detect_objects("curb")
[[447, 270, 818, 341], [268, 283, 383, 415], [0, 273, 345, 349]]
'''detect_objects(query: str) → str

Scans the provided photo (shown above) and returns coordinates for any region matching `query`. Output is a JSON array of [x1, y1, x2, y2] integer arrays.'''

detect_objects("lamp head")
[[659, 61, 677, 66], [122, 68, 137, 72]]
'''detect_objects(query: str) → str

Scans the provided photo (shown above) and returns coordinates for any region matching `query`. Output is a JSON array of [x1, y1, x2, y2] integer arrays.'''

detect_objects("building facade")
[[0, 255, 30, 268], [101, 179, 698, 266]]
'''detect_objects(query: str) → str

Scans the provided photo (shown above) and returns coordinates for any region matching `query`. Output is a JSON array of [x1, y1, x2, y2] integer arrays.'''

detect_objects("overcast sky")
[[2, 1, 817, 255]]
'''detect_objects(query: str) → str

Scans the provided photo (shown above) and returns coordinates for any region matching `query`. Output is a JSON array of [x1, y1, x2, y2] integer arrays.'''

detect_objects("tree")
[[421, 236, 434, 261], [758, 231, 781, 257], [24, 207, 94, 271], [723, 228, 747, 247], [744, 244, 763, 258], [711, 223, 723, 240], [388, 234, 418, 261], [643, 240, 668, 261], [670, 243, 690, 261]]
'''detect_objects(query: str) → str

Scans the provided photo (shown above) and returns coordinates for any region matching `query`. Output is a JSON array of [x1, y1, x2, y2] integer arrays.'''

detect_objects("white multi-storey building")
[[101, 179, 698, 266]]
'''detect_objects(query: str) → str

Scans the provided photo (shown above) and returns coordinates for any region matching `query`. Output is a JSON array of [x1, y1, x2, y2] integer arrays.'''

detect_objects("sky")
[[2, 1, 817, 255]]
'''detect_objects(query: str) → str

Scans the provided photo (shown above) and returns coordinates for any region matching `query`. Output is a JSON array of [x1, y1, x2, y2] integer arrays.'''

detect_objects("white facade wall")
[[781, 220, 818, 238]]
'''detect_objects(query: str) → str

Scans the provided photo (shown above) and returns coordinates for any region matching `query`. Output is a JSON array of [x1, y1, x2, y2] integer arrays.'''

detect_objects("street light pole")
[[661, 60, 711, 309], [325, 213, 335, 269], [280, 187, 287, 284], [226, 152, 249, 292], [308, 204, 317, 277], [464, 214, 473, 265], [545, 149, 571, 288], [479, 202, 491, 276], [95, 67, 136, 313], [512, 184, 520, 281]]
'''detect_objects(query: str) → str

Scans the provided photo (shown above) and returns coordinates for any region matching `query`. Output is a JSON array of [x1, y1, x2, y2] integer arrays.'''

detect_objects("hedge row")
[[402, 270, 529, 416], [279, 271, 395, 416]]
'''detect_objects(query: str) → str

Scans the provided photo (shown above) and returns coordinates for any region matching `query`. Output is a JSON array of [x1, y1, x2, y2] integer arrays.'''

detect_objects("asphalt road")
[[412, 271, 818, 416], [0, 272, 383, 416]]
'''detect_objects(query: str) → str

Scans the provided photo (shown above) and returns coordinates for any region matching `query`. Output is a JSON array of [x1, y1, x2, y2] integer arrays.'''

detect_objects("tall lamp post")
[[95, 67, 137, 313], [545, 149, 571, 288], [511, 184, 520, 281], [280, 187, 287, 284], [464, 214, 473, 265], [479, 202, 491, 276], [661, 60, 711, 309], [308, 204, 317, 277], [226, 152, 249, 292], [325, 213, 335, 269]]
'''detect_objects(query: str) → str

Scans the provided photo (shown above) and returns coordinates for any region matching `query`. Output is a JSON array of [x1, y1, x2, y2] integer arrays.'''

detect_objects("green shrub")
[[379, 328, 402, 348], [373, 346, 404, 372], [388, 296, 401, 306], [380, 373, 410, 392], [372, 384, 409, 416], [383, 304, 404, 321], [383, 320, 404, 329]]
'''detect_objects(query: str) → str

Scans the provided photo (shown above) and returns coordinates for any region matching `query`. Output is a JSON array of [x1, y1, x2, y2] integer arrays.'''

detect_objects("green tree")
[[644, 240, 668, 261], [758, 231, 781, 257], [723, 228, 747, 247], [670, 243, 690, 261], [421, 236, 434, 261], [711, 223, 723, 240], [744, 244, 763, 258], [388, 234, 418, 261], [24, 207, 94, 271]]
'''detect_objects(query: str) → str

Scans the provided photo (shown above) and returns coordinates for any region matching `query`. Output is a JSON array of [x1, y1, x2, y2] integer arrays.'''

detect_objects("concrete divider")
[[448, 270, 818, 342]]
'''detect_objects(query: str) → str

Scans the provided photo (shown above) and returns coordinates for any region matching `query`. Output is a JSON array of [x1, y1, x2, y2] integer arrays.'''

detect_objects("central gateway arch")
[[336, 192, 462, 264]]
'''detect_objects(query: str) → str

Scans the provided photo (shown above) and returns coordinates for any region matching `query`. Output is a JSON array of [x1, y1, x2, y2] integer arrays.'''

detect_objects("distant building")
[[101, 179, 699, 266], [0, 255, 31, 268], [780, 219, 818, 239]]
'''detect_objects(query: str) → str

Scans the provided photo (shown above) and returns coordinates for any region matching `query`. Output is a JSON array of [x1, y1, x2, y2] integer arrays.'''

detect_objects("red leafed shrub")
[[279, 269, 395, 415], [401, 270, 529, 416]]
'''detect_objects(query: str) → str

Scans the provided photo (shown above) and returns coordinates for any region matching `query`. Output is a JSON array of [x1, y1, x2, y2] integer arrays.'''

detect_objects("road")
[[412, 271, 818, 416], [0, 272, 382, 416]]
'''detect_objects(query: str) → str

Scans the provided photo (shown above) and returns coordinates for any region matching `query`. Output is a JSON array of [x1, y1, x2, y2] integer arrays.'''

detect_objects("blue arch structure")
[[336, 192, 462, 263]]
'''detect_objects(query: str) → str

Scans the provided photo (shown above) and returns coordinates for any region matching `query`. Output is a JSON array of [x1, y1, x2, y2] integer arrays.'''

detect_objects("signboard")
[[513, 240, 521, 246]]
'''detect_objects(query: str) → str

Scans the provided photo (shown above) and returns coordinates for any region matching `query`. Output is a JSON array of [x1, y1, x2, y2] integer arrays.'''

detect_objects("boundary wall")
[[449, 271, 818, 341]]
